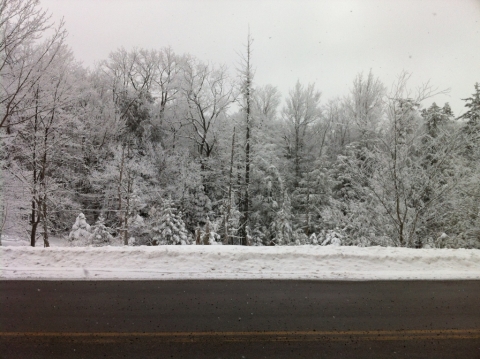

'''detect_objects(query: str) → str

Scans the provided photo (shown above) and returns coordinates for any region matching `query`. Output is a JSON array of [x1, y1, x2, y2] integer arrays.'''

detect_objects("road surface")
[[1, 280, 479, 358]]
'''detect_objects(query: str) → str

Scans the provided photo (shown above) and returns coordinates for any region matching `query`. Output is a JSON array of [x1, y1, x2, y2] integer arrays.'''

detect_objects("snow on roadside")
[[1, 245, 480, 280], [1, 235, 69, 247]]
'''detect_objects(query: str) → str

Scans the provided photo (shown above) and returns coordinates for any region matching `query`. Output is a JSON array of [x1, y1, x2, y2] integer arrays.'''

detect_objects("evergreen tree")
[[90, 215, 113, 246], [127, 213, 149, 246], [250, 224, 266, 246], [146, 198, 192, 245], [68, 213, 91, 245], [199, 218, 221, 245], [458, 83, 480, 161], [292, 159, 331, 236], [421, 102, 453, 139], [459, 83, 480, 131], [251, 163, 285, 244]]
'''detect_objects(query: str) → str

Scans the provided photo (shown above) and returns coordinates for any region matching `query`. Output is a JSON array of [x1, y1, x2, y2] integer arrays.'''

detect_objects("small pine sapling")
[[321, 228, 343, 246], [128, 214, 149, 245], [68, 213, 92, 246], [250, 225, 266, 246], [201, 218, 221, 245], [309, 233, 318, 245], [292, 229, 308, 245], [90, 215, 113, 246]]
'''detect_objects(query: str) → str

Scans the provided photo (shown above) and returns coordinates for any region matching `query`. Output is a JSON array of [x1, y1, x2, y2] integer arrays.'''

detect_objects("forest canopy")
[[1, 0, 479, 249]]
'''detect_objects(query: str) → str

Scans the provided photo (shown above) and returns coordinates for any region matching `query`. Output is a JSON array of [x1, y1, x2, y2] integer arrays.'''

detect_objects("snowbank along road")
[[1, 245, 480, 280]]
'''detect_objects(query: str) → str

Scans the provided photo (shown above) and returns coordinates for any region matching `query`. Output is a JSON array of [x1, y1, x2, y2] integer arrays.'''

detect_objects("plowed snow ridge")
[[1, 246, 479, 280]]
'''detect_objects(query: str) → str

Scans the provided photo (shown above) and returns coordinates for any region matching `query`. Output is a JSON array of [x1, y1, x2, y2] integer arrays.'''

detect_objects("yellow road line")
[[1, 329, 480, 342]]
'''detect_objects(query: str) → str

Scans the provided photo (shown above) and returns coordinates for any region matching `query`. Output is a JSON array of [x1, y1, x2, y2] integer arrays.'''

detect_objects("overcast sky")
[[41, 0, 480, 116]]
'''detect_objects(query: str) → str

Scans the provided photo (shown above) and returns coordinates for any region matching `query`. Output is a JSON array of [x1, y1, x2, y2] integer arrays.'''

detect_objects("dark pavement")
[[1, 280, 479, 358]]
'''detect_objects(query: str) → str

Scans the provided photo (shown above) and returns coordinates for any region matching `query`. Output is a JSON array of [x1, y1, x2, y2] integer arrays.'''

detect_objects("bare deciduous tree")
[[181, 57, 234, 158], [346, 70, 386, 140], [345, 73, 459, 247], [1, 0, 67, 130], [10, 45, 78, 247], [282, 81, 322, 187]]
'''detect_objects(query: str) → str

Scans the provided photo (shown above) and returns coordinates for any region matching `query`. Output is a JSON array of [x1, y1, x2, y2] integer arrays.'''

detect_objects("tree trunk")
[[123, 174, 132, 245], [295, 127, 300, 188], [118, 143, 126, 242], [224, 128, 235, 244], [30, 88, 40, 247], [30, 202, 39, 247], [306, 186, 311, 236], [40, 124, 50, 248], [240, 32, 253, 246], [42, 197, 50, 247]]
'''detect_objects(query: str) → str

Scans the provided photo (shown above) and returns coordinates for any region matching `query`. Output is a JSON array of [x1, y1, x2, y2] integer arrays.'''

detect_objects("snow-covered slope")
[[1, 245, 479, 280]]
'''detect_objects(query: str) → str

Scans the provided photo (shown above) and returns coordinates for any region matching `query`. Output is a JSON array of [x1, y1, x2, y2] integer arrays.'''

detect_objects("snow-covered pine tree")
[[200, 218, 221, 245], [292, 160, 331, 236], [250, 163, 285, 245], [457, 84, 480, 167], [459, 83, 480, 133], [68, 213, 92, 246], [421, 102, 452, 139], [321, 228, 343, 246], [90, 215, 113, 246], [125, 190, 150, 245], [292, 228, 308, 245], [309, 233, 318, 245], [182, 183, 212, 233], [147, 198, 192, 245], [250, 225, 266, 246]]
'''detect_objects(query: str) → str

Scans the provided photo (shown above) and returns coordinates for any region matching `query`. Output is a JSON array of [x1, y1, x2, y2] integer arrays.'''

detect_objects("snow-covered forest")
[[1, 0, 480, 250]]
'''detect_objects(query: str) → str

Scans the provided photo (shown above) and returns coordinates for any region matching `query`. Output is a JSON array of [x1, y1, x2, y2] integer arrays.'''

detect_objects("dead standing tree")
[[237, 32, 254, 246]]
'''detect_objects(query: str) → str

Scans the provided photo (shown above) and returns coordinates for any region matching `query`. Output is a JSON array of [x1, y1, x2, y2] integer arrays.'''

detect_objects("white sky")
[[41, 0, 480, 116]]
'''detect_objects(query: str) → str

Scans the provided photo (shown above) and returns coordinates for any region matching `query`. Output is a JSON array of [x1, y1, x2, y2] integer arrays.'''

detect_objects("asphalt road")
[[1, 280, 479, 358]]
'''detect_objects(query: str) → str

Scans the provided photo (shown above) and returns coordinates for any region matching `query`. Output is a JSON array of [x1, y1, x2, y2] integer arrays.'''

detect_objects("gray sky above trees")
[[41, 0, 480, 116]]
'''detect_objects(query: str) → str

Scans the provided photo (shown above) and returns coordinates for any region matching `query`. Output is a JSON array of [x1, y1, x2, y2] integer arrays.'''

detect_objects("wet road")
[[1, 280, 479, 358]]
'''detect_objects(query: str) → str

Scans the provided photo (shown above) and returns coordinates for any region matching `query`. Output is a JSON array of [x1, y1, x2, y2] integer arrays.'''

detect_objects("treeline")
[[1, 0, 480, 248]]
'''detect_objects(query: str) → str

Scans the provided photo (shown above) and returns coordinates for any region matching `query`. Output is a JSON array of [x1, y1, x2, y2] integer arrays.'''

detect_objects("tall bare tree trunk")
[[0, 206, 6, 245], [118, 143, 126, 243], [224, 128, 235, 244], [124, 173, 132, 245], [30, 88, 40, 247], [39, 110, 52, 248], [41, 196, 49, 247], [239, 32, 253, 246], [295, 128, 300, 188]]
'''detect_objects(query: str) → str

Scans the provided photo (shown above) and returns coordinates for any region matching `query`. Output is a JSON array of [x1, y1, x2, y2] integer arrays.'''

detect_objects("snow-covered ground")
[[1, 237, 479, 280]]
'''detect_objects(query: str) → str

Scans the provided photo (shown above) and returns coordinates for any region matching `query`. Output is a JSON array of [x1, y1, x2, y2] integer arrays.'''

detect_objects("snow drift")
[[1, 245, 479, 280]]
